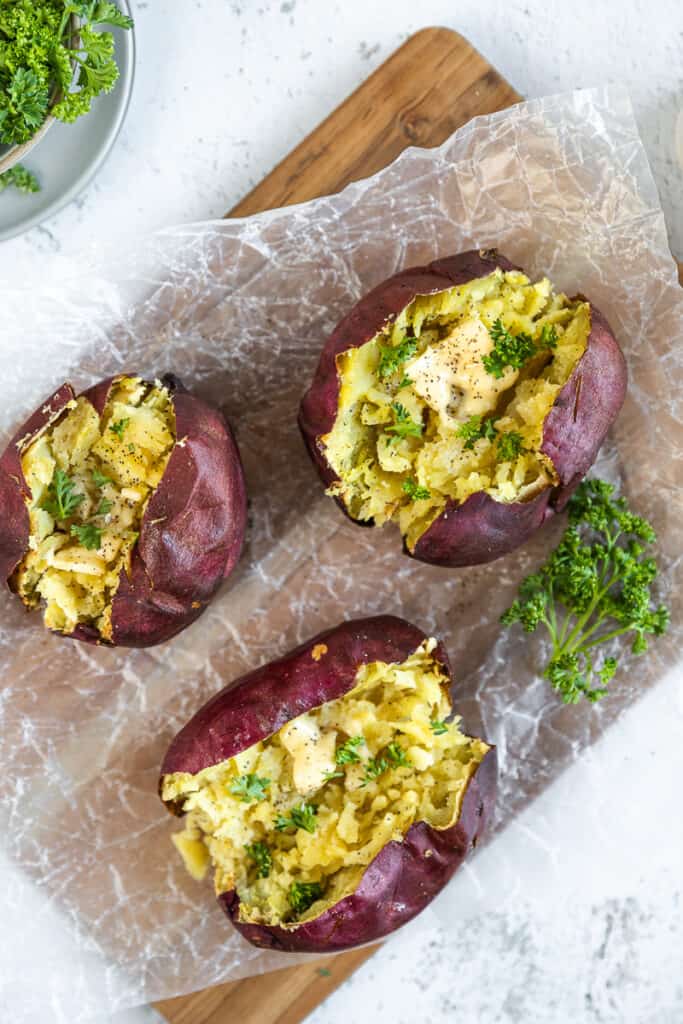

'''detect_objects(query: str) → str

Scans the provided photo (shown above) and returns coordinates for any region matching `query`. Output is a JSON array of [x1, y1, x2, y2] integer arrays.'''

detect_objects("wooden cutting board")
[[154, 25, 681, 1024]]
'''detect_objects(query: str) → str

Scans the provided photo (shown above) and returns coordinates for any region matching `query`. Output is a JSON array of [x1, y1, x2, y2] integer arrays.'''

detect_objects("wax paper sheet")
[[0, 87, 681, 1022]]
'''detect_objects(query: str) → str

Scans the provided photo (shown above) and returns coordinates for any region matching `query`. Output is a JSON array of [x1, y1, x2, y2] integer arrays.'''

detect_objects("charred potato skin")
[[0, 374, 247, 647], [160, 615, 496, 952], [298, 250, 627, 567]]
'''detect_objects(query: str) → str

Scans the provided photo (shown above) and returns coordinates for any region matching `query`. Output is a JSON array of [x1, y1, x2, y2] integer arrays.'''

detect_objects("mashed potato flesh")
[[13, 377, 175, 639], [163, 640, 489, 928], [322, 268, 590, 550]]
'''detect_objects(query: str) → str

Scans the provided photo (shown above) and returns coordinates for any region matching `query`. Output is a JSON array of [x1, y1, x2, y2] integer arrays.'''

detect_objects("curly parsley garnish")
[[0, 164, 40, 193], [362, 739, 411, 785], [109, 417, 129, 440], [430, 720, 449, 735], [377, 338, 417, 380], [95, 498, 113, 516], [91, 468, 112, 488], [0, 1, 133, 148], [245, 841, 272, 879], [275, 802, 318, 834], [457, 415, 499, 450], [483, 319, 558, 379], [402, 477, 431, 501], [501, 479, 669, 704], [40, 469, 85, 520], [496, 431, 525, 462], [386, 402, 423, 443], [288, 881, 324, 915], [229, 773, 271, 803], [335, 736, 365, 765], [70, 522, 101, 550]]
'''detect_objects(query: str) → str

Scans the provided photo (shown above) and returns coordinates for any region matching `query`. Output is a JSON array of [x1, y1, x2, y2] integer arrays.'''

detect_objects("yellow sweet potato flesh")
[[13, 377, 175, 639], [323, 269, 590, 550], [163, 640, 489, 928]]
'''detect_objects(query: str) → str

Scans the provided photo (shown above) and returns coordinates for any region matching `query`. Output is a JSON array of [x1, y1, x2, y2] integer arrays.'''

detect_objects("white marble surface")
[[1, 1, 681, 1022]]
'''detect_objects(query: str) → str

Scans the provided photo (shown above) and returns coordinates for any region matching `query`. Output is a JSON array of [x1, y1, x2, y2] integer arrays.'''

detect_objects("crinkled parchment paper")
[[0, 88, 681, 1022]]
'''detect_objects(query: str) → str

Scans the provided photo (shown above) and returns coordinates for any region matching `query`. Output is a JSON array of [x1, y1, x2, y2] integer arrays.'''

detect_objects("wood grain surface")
[[155, 24, 679, 1024]]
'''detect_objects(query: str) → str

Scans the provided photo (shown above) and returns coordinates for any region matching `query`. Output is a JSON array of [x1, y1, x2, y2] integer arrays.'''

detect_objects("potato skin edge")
[[0, 374, 247, 647], [298, 251, 627, 567]]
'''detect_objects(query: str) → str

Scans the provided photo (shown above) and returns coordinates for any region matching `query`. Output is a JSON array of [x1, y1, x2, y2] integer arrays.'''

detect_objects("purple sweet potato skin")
[[0, 374, 247, 647], [0, 383, 75, 583], [161, 615, 448, 781], [160, 615, 496, 953], [298, 250, 627, 567], [223, 745, 496, 953]]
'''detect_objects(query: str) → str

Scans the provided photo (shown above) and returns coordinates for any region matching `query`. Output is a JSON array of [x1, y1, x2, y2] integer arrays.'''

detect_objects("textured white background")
[[0, 2, 681, 1023]]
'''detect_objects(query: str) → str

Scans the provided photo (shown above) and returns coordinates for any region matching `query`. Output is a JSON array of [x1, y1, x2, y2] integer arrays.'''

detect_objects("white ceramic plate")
[[0, 2, 135, 242]]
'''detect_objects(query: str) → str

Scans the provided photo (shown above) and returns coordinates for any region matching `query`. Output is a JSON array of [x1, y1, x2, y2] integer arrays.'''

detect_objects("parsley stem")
[[559, 568, 622, 653], [579, 626, 633, 652]]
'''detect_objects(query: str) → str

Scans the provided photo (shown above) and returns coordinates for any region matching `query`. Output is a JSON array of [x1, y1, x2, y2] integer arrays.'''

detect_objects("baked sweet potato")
[[299, 249, 627, 566], [160, 615, 496, 952], [0, 373, 247, 646]]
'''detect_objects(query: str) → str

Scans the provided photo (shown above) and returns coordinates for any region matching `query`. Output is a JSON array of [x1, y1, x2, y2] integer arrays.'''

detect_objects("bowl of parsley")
[[0, 0, 133, 196]]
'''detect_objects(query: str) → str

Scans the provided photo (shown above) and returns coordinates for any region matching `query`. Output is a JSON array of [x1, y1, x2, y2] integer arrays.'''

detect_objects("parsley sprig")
[[377, 338, 417, 380], [40, 468, 84, 520], [457, 415, 499, 450], [0, 164, 40, 193], [483, 320, 558, 379], [496, 431, 525, 463], [335, 736, 364, 765], [70, 522, 101, 550], [386, 402, 423, 443], [275, 802, 318, 834], [229, 773, 271, 803], [362, 739, 411, 785], [109, 417, 129, 440], [501, 479, 669, 703], [402, 477, 431, 501], [430, 720, 449, 735], [288, 881, 324, 915], [245, 841, 272, 879]]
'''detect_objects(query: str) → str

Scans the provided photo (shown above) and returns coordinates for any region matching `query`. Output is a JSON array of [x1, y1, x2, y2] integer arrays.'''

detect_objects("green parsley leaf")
[[288, 881, 324, 915], [457, 415, 498, 450], [90, 2, 135, 29], [402, 477, 431, 501], [430, 719, 449, 735], [92, 468, 112, 487], [501, 478, 669, 704], [245, 841, 272, 879], [275, 802, 318, 833], [397, 376, 413, 390], [377, 338, 417, 380], [40, 469, 85, 520], [70, 522, 102, 550], [96, 498, 113, 516], [109, 417, 129, 439], [386, 402, 423, 443], [496, 431, 525, 463], [483, 319, 559, 379], [361, 755, 388, 786], [322, 769, 345, 782], [316, 967, 332, 978], [335, 736, 364, 765], [385, 740, 411, 767], [0, 164, 40, 194], [229, 773, 271, 803]]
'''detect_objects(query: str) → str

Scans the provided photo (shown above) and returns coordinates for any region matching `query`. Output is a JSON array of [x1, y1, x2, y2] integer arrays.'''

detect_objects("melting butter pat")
[[407, 315, 517, 422], [279, 714, 337, 796]]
